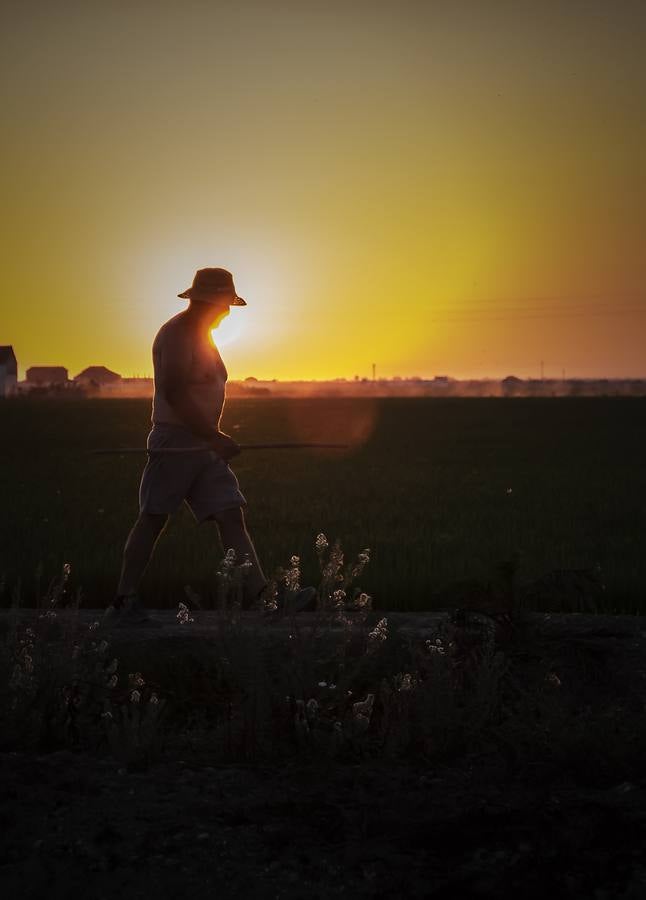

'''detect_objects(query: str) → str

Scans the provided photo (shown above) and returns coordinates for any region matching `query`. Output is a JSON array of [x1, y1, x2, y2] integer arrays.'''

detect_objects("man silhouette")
[[105, 267, 314, 625]]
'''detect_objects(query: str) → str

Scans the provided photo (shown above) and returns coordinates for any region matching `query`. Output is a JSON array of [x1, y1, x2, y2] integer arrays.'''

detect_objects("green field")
[[1, 396, 644, 612]]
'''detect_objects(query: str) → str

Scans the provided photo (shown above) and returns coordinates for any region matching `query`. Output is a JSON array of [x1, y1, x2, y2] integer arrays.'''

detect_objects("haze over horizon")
[[2, 0, 645, 381]]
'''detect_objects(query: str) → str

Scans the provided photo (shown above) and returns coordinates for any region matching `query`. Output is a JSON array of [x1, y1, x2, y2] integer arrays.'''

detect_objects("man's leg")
[[210, 506, 268, 605], [116, 512, 170, 598]]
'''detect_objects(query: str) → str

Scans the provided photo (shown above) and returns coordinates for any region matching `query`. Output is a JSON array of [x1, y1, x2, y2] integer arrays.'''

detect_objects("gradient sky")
[[2, 0, 645, 380]]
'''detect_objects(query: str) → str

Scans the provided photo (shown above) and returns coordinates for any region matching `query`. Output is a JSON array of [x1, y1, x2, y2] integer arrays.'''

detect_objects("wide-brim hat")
[[178, 267, 247, 305]]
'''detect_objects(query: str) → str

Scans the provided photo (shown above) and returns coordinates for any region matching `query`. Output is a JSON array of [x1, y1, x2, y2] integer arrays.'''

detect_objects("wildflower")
[[107, 674, 118, 689], [89, 621, 99, 632], [367, 617, 388, 650], [261, 581, 278, 611], [323, 540, 344, 579], [397, 673, 414, 691], [284, 556, 300, 592], [285, 569, 300, 591], [39, 610, 57, 620], [506, 487, 513, 494], [177, 601, 194, 624], [217, 550, 236, 586], [129, 672, 145, 687], [351, 694, 374, 735], [351, 549, 371, 578], [426, 638, 446, 656], [318, 681, 328, 688], [332, 589, 346, 607], [356, 592, 371, 609], [62, 562, 72, 579], [315, 533, 328, 553], [130, 690, 141, 703], [149, 693, 160, 705], [352, 694, 374, 719]]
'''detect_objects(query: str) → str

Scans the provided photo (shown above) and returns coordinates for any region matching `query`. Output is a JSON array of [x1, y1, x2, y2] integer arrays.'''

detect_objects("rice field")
[[1, 395, 645, 612]]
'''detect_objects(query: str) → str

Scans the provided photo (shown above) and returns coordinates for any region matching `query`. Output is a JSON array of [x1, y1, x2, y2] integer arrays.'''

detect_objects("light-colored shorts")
[[139, 423, 247, 523]]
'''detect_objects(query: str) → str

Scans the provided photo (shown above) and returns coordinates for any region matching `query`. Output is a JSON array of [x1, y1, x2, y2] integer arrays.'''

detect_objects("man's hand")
[[210, 431, 241, 462]]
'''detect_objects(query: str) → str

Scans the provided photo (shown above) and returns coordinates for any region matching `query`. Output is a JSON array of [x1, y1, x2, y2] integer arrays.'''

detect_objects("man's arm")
[[158, 331, 240, 460]]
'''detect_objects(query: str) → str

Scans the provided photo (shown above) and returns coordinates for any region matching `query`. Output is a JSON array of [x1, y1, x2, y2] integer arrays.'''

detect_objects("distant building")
[[114, 377, 154, 398], [26, 366, 69, 387], [501, 375, 523, 397], [0, 346, 18, 397], [74, 366, 122, 389]]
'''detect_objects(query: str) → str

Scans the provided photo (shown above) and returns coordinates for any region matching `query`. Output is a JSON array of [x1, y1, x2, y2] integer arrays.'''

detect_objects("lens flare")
[[211, 310, 245, 348], [284, 398, 378, 453]]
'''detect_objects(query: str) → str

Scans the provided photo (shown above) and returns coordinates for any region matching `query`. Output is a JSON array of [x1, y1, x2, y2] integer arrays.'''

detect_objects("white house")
[[0, 346, 18, 397]]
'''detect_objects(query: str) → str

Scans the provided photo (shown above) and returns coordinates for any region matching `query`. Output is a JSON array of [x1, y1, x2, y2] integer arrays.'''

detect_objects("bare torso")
[[151, 312, 227, 428]]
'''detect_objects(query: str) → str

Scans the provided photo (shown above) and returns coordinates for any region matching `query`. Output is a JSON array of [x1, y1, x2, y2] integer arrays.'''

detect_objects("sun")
[[211, 310, 246, 348]]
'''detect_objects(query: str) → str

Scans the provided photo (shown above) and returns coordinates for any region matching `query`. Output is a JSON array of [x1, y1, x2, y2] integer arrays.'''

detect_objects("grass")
[[2, 542, 646, 787], [1, 395, 645, 612]]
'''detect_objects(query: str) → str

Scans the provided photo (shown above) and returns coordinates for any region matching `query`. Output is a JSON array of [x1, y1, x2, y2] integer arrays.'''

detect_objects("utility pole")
[[372, 362, 376, 381]]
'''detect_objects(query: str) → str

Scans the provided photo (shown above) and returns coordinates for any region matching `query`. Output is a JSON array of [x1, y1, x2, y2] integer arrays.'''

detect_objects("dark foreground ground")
[[2, 749, 646, 899], [2, 609, 646, 897]]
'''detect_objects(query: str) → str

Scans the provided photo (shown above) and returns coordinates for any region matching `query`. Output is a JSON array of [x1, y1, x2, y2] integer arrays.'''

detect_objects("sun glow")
[[211, 309, 246, 348]]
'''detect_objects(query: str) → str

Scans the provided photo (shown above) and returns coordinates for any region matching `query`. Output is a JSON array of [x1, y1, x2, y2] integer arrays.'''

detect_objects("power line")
[[426, 307, 646, 322], [425, 294, 646, 321], [433, 304, 645, 312], [449, 293, 646, 308]]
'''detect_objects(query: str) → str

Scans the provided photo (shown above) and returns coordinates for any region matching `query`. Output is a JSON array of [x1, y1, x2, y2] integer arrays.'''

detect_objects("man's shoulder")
[[154, 312, 191, 347]]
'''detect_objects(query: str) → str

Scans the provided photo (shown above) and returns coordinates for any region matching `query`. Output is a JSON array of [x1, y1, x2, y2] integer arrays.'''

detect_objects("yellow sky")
[[2, 0, 645, 380]]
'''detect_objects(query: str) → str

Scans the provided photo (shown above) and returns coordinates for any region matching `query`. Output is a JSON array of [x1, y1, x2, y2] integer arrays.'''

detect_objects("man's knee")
[[136, 512, 170, 536], [209, 506, 244, 528]]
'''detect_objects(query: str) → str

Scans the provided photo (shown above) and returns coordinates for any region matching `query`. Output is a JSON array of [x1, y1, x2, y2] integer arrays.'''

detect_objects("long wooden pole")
[[91, 442, 349, 455]]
